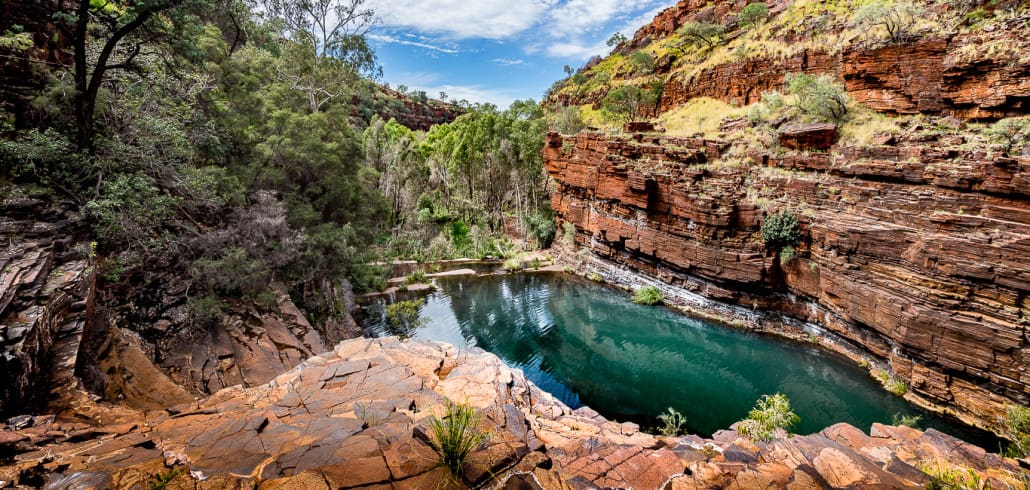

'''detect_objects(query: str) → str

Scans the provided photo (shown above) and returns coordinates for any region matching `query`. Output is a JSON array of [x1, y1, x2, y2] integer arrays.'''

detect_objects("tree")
[[66, 0, 194, 151], [738, 2, 769, 29], [563, 64, 574, 77], [602, 81, 662, 123], [852, 0, 923, 44], [786, 73, 850, 123], [606, 32, 627, 47], [261, 0, 378, 111], [677, 22, 726, 50]]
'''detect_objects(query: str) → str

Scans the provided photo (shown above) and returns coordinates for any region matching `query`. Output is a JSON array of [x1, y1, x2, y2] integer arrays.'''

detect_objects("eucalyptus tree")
[[261, 0, 379, 112]]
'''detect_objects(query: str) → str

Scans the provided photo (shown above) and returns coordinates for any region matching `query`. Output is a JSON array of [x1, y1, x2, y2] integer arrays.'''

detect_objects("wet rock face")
[[1, 338, 1025, 489], [0, 196, 91, 417], [545, 130, 1030, 432]]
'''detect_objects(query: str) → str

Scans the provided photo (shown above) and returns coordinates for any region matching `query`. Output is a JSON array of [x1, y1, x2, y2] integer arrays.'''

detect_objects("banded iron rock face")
[[545, 130, 1029, 432]]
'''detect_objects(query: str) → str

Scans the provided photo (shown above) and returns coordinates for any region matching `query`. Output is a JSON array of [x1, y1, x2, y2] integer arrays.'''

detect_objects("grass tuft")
[[632, 285, 664, 305], [428, 401, 490, 478]]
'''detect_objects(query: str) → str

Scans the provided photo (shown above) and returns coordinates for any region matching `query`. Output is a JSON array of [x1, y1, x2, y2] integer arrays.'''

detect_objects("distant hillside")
[[546, 0, 1029, 129], [357, 85, 465, 131]]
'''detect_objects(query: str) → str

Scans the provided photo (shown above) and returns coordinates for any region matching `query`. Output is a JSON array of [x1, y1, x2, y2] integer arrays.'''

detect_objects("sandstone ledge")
[[1, 337, 1026, 489]]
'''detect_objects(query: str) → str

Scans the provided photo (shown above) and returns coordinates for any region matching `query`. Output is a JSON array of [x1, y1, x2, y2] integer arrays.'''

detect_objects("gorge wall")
[[545, 128, 1029, 433]]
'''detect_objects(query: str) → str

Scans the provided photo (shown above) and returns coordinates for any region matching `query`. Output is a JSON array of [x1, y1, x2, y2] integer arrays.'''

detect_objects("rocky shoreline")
[[1, 337, 1026, 489]]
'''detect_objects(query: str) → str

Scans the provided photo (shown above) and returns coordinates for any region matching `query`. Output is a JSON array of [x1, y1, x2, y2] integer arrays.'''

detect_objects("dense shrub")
[[761, 210, 801, 250], [737, 393, 800, 443], [526, 208, 557, 248]]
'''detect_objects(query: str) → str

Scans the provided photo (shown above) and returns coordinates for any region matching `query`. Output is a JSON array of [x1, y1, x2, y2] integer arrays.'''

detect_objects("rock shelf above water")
[[0, 337, 1025, 489]]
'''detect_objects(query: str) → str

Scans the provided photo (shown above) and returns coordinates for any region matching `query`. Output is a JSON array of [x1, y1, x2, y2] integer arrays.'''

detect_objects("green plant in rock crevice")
[[428, 401, 490, 478], [657, 407, 687, 436]]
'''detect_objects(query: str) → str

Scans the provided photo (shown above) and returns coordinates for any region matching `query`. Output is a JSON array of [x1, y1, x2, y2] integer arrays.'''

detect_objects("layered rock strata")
[[1, 337, 1025, 489], [546, 129, 1029, 433], [0, 195, 92, 417]]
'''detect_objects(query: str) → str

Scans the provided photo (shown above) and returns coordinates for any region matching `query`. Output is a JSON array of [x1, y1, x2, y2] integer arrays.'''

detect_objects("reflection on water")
[[361, 273, 998, 447]]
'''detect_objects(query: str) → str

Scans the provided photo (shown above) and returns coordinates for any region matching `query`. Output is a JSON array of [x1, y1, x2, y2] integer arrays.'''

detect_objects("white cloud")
[[366, 0, 554, 39], [368, 33, 460, 54], [537, 0, 667, 60], [492, 58, 527, 66], [425, 84, 520, 108]]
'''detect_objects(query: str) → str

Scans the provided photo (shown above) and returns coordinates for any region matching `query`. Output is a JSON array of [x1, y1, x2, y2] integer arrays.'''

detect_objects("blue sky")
[[365, 0, 671, 108]]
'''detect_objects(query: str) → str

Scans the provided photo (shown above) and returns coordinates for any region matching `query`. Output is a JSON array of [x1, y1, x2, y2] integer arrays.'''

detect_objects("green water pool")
[[361, 272, 998, 448]]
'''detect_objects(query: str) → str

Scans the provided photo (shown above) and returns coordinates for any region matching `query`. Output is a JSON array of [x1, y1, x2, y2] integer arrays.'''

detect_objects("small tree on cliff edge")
[[602, 81, 663, 124]]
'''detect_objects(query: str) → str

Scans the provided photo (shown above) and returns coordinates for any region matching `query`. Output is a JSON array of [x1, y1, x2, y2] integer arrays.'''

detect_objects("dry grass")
[[659, 97, 746, 137]]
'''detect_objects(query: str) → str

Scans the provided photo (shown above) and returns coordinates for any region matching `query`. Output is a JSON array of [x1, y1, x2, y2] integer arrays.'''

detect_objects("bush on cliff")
[[761, 209, 801, 251], [632, 286, 664, 305], [786, 73, 850, 124], [985, 118, 1030, 155], [1003, 405, 1030, 458], [738, 2, 770, 30], [738, 393, 800, 443], [852, 0, 924, 44]]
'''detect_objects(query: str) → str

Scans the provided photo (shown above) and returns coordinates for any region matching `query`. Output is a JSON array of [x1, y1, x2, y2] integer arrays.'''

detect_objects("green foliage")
[[563, 222, 577, 246], [657, 407, 687, 436], [761, 210, 801, 251], [549, 105, 587, 134], [0, 26, 34, 51], [187, 295, 225, 327], [607, 32, 628, 47], [588, 271, 603, 282], [985, 118, 1030, 154], [892, 413, 922, 428], [603, 82, 662, 123], [148, 467, 184, 490], [786, 73, 850, 123], [350, 264, 388, 293], [886, 378, 908, 396], [193, 246, 270, 299], [632, 286, 664, 305], [428, 401, 489, 477], [852, 0, 923, 44], [737, 393, 800, 443], [738, 3, 770, 29], [526, 207, 557, 248], [85, 173, 182, 250], [677, 22, 727, 50], [779, 245, 796, 263], [627, 50, 656, 75], [386, 299, 426, 331], [1002, 405, 1030, 458], [404, 270, 428, 285], [920, 461, 986, 490]]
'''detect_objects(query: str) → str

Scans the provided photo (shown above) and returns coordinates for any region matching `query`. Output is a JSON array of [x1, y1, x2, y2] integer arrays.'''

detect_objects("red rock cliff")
[[546, 129, 1029, 432]]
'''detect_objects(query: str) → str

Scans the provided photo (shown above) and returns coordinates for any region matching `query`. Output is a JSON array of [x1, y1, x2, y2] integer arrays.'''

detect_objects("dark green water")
[[361, 273, 998, 448]]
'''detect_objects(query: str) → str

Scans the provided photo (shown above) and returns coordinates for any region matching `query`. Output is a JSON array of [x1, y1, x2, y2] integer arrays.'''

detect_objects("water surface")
[[362, 273, 997, 447]]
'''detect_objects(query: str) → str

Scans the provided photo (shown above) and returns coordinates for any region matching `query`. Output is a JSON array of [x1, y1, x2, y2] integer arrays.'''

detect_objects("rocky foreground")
[[0, 337, 1025, 489]]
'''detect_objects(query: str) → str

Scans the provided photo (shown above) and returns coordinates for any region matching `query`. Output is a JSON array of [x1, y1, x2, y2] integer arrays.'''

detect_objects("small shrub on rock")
[[632, 285, 664, 305], [738, 393, 800, 443], [786, 73, 850, 124], [1003, 405, 1030, 458], [658, 407, 687, 436]]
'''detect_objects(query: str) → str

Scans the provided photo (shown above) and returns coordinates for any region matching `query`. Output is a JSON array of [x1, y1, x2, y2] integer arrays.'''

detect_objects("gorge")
[[1, 0, 1029, 488]]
